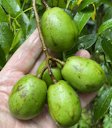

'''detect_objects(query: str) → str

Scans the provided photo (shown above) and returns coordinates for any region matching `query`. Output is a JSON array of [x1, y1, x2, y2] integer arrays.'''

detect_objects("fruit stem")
[[37, 66, 48, 79], [50, 58, 65, 66], [42, 0, 50, 9], [32, 0, 47, 57], [32, 0, 57, 84]]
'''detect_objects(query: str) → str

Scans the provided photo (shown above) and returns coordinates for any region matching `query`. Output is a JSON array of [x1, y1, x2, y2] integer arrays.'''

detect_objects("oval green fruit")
[[48, 80, 81, 126], [37, 61, 62, 86], [41, 7, 78, 52], [8, 74, 47, 120], [62, 56, 106, 92]]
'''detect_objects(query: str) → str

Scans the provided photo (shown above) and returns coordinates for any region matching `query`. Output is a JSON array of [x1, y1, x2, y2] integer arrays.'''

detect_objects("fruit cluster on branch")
[[8, 0, 106, 127]]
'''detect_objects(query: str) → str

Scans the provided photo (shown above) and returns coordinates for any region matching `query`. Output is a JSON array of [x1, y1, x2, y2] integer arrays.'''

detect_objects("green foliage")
[[0, 22, 13, 55], [70, 109, 92, 128], [0, 6, 8, 22], [93, 87, 112, 123], [101, 38, 112, 61], [98, 19, 112, 34], [74, 10, 93, 34], [103, 100, 112, 128], [78, 33, 97, 49]]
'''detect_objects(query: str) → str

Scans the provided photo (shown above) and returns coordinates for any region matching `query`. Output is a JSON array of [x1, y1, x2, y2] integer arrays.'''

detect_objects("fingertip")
[[75, 49, 91, 59]]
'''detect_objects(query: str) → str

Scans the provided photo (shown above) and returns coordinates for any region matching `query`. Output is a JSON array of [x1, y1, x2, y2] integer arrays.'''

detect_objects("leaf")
[[18, 13, 31, 37], [1, 0, 21, 17], [77, 33, 97, 49], [47, 0, 66, 8], [74, 9, 93, 34], [0, 22, 13, 55], [93, 87, 112, 122], [10, 29, 23, 51], [78, 0, 97, 11], [102, 0, 112, 7], [95, 36, 103, 53], [103, 100, 112, 128], [98, 19, 112, 34], [101, 38, 112, 61], [0, 5, 8, 22], [0, 45, 6, 67]]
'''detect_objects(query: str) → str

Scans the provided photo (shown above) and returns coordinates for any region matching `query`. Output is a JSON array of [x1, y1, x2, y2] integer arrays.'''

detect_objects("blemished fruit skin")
[[41, 7, 78, 52], [37, 60, 62, 86], [8, 74, 47, 120], [62, 56, 106, 92], [48, 80, 81, 127]]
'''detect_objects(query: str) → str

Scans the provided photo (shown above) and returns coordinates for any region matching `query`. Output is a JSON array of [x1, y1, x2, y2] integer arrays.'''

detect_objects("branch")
[[32, 0, 57, 84]]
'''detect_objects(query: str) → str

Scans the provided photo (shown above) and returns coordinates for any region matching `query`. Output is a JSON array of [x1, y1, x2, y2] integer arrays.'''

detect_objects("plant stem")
[[51, 57, 65, 66], [37, 66, 48, 79], [42, 0, 49, 9], [32, 0, 57, 83], [32, 0, 48, 56]]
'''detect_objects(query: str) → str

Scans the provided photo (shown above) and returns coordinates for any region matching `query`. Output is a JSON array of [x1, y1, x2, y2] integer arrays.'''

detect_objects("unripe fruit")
[[41, 7, 78, 52], [8, 74, 47, 120], [48, 80, 81, 126], [62, 56, 105, 92], [37, 61, 62, 86]]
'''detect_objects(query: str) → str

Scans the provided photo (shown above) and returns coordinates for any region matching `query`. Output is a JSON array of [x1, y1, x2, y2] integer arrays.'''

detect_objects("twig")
[[42, 0, 49, 9], [37, 66, 48, 79], [32, 0, 57, 83], [50, 57, 65, 66]]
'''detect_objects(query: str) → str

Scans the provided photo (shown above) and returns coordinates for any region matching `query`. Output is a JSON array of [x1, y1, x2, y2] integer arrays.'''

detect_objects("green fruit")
[[37, 61, 62, 86], [8, 74, 47, 120], [48, 80, 81, 126], [42, 68, 62, 86], [62, 56, 105, 92], [41, 7, 78, 52]]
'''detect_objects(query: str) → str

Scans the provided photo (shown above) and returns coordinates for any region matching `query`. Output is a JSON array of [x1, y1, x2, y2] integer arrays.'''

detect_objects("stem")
[[32, 0, 48, 56], [42, 0, 49, 9], [51, 57, 65, 66], [37, 66, 48, 79], [32, 0, 57, 84], [15, 7, 33, 20]]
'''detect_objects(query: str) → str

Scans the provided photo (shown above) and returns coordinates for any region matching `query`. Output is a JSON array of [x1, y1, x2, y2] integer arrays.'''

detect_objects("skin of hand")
[[0, 29, 96, 128]]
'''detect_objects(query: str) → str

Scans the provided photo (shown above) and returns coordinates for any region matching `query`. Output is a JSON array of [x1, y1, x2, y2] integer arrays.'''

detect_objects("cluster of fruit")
[[8, 7, 105, 127]]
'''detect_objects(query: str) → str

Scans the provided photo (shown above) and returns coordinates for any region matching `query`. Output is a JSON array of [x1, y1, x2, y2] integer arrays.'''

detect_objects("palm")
[[0, 30, 96, 128]]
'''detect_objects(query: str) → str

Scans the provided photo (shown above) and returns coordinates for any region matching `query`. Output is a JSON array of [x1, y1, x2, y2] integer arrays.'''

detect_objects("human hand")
[[0, 29, 96, 128]]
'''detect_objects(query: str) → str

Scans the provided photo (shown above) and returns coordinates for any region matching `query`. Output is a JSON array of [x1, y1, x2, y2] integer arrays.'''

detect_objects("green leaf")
[[74, 10, 93, 34], [103, 100, 112, 128], [1, 0, 21, 17], [66, 0, 77, 10], [0, 22, 13, 55], [101, 38, 112, 61], [10, 29, 23, 51], [0, 5, 8, 22], [47, 0, 66, 8], [93, 87, 112, 122], [0, 45, 6, 67], [18, 13, 31, 37], [98, 19, 112, 34], [102, 0, 112, 7], [78, 33, 97, 49], [78, 0, 97, 11]]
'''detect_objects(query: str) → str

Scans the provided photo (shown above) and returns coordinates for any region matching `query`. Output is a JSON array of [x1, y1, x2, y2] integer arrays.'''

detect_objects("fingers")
[[75, 49, 91, 58], [79, 92, 97, 108], [3, 29, 42, 74]]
